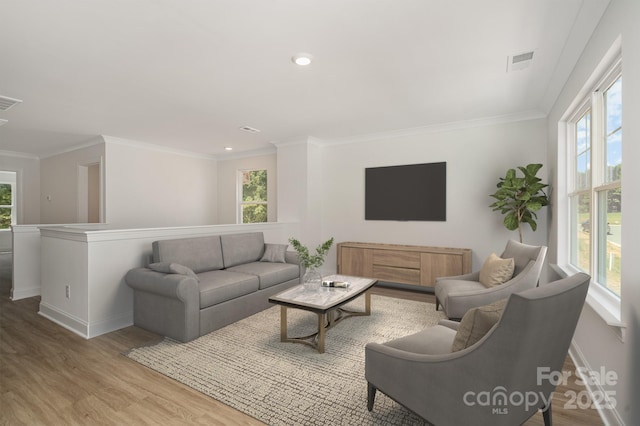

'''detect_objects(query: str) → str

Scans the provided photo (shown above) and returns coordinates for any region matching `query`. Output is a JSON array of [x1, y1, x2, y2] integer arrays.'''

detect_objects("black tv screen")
[[365, 162, 446, 221]]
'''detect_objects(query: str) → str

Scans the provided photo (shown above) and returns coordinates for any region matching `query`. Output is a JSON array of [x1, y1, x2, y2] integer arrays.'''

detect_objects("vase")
[[302, 267, 322, 290]]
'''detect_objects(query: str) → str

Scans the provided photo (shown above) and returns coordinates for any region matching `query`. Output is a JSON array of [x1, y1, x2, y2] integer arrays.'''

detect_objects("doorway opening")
[[77, 161, 103, 223]]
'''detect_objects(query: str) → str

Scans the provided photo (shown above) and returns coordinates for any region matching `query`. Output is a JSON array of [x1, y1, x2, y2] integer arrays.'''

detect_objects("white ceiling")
[[0, 0, 610, 158]]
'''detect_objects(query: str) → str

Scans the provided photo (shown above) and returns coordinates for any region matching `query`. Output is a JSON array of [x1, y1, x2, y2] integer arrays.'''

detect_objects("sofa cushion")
[[153, 236, 224, 273], [479, 253, 514, 288], [221, 232, 265, 268], [148, 262, 199, 282], [197, 270, 260, 309], [383, 325, 457, 355], [260, 243, 288, 263], [227, 262, 300, 289], [451, 298, 508, 352], [434, 279, 485, 308]]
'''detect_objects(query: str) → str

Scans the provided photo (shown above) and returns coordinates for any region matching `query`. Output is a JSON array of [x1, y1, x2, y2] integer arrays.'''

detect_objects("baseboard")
[[10, 286, 41, 300], [569, 340, 625, 425], [87, 313, 133, 338], [39, 302, 134, 339], [38, 302, 89, 338]]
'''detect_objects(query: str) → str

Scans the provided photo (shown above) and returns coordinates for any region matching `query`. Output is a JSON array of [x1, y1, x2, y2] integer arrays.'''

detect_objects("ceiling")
[[0, 0, 610, 158]]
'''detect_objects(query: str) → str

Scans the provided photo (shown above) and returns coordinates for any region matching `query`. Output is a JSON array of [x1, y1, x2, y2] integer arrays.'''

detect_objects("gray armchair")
[[365, 272, 590, 426], [435, 240, 547, 319]]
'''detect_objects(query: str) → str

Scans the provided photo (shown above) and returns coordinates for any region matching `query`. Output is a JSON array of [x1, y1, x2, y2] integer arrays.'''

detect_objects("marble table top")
[[269, 274, 376, 312]]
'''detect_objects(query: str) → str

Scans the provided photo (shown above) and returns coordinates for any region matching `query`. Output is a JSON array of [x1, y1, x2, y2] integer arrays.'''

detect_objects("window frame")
[[557, 52, 623, 328], [0, 179, 17, 231], [237, 168, 268, 224]]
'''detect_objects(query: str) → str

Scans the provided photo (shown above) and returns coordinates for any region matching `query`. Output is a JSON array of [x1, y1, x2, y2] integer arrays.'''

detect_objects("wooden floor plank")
[[1, 254, 602, 425]]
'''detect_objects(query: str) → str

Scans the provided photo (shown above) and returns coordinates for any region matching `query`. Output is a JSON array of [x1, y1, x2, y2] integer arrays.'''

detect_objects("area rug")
[[125, 295, 446, 425]]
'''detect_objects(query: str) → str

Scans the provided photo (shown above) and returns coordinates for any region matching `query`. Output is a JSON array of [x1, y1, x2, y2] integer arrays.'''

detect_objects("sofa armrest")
[[438, 319, 461, 331], [125, 267, 199, 301], [285, 250, 300, 266], [125, 268, 200, 342], [435, 270, 480, 283]]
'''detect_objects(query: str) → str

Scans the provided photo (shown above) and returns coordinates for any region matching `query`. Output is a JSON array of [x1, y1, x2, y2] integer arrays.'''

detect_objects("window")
[[0, 181, 16, 230], [238, 169, 267, 223], [567, 63, 622, 297]]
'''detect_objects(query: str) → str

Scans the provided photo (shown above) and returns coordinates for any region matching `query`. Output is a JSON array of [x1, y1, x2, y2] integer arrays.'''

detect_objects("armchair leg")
[[367, 382, 377, 411], [542, 403, 552, 426], [435, 297, 440, 311]]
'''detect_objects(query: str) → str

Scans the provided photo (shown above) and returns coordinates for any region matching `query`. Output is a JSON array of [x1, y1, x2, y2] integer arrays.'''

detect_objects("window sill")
[[550, 263, 626, 342]]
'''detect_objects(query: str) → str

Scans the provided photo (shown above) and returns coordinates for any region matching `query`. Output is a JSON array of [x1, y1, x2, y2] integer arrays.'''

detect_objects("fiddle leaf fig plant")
[[288, 237, 335, 269], [489, 163, 549, 243]]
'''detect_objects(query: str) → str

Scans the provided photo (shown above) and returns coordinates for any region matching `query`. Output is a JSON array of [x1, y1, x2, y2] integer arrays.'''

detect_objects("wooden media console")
[[336, 241, 472, 290]]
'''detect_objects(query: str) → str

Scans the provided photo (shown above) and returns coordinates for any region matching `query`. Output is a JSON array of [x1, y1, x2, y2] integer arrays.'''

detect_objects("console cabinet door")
[[339, 247, 373, 278], [421, 252, 464, 287]]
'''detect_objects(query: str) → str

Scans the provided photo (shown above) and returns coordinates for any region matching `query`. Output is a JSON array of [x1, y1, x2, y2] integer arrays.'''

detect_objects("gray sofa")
[[125, 232, 301, 342]]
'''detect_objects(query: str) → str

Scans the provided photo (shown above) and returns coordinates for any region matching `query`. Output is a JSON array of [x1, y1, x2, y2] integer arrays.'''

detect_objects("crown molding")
[[0, 149, 40, 160], [216, 147, 276, 162], [38, 136, 106, 159], [103, 135, 218, 160], [317, 110, 547, 146], [271, 136, 324, 149]]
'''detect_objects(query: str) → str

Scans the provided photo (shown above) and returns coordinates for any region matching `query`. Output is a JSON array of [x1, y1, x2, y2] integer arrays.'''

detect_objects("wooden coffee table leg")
[[365, 291, 371, 315], [317, 313, 326, 353], [280, 306, 288, 342]]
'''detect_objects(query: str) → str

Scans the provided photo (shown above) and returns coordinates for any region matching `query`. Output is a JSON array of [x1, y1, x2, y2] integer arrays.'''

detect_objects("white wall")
[[216, 152, 277, 224], [276, 141, 310, 224], [37, 222, 298, 338], [40, 141, 104, 223], [546, 0, 639, 424], [103, 137, 218, 227], [319, 118, 549, 274]]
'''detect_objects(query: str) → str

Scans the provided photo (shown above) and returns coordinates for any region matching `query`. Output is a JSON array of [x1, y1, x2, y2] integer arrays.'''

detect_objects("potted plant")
[[289, 237, 334, 288], [489, 163, 549, 243]]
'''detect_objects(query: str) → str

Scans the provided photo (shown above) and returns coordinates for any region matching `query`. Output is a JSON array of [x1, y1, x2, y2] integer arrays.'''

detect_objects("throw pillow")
[[479, 253, 515, 287], [260, 243, 288, 263], [149, 262, 199, 282], [451, 298, 508, 352]]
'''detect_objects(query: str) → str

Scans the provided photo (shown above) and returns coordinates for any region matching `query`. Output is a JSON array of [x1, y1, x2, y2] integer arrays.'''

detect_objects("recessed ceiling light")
[[292, 52, 313, 66], [225, 147, 233, 151]]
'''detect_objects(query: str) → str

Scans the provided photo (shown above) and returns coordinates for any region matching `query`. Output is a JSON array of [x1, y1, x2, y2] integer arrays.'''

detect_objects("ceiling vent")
[[507, 51, 534, 72], [0, 95, 23, 111], [239, 126, 261, 134]]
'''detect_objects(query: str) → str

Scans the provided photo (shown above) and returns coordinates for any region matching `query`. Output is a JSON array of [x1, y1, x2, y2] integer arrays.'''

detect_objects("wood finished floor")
[[1, 254, 604, 425]]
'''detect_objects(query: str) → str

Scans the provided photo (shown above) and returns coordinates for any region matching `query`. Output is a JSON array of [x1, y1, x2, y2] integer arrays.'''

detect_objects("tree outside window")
[[0, 183, 14, 229], [240, 170, 267, 223]]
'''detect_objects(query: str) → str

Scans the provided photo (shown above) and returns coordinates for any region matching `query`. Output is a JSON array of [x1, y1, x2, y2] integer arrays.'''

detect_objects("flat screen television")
[[365, 162, 446, 221]]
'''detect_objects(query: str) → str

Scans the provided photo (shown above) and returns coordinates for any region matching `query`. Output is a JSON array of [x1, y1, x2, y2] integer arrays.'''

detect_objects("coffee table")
[[268, 274, 377, 353]]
